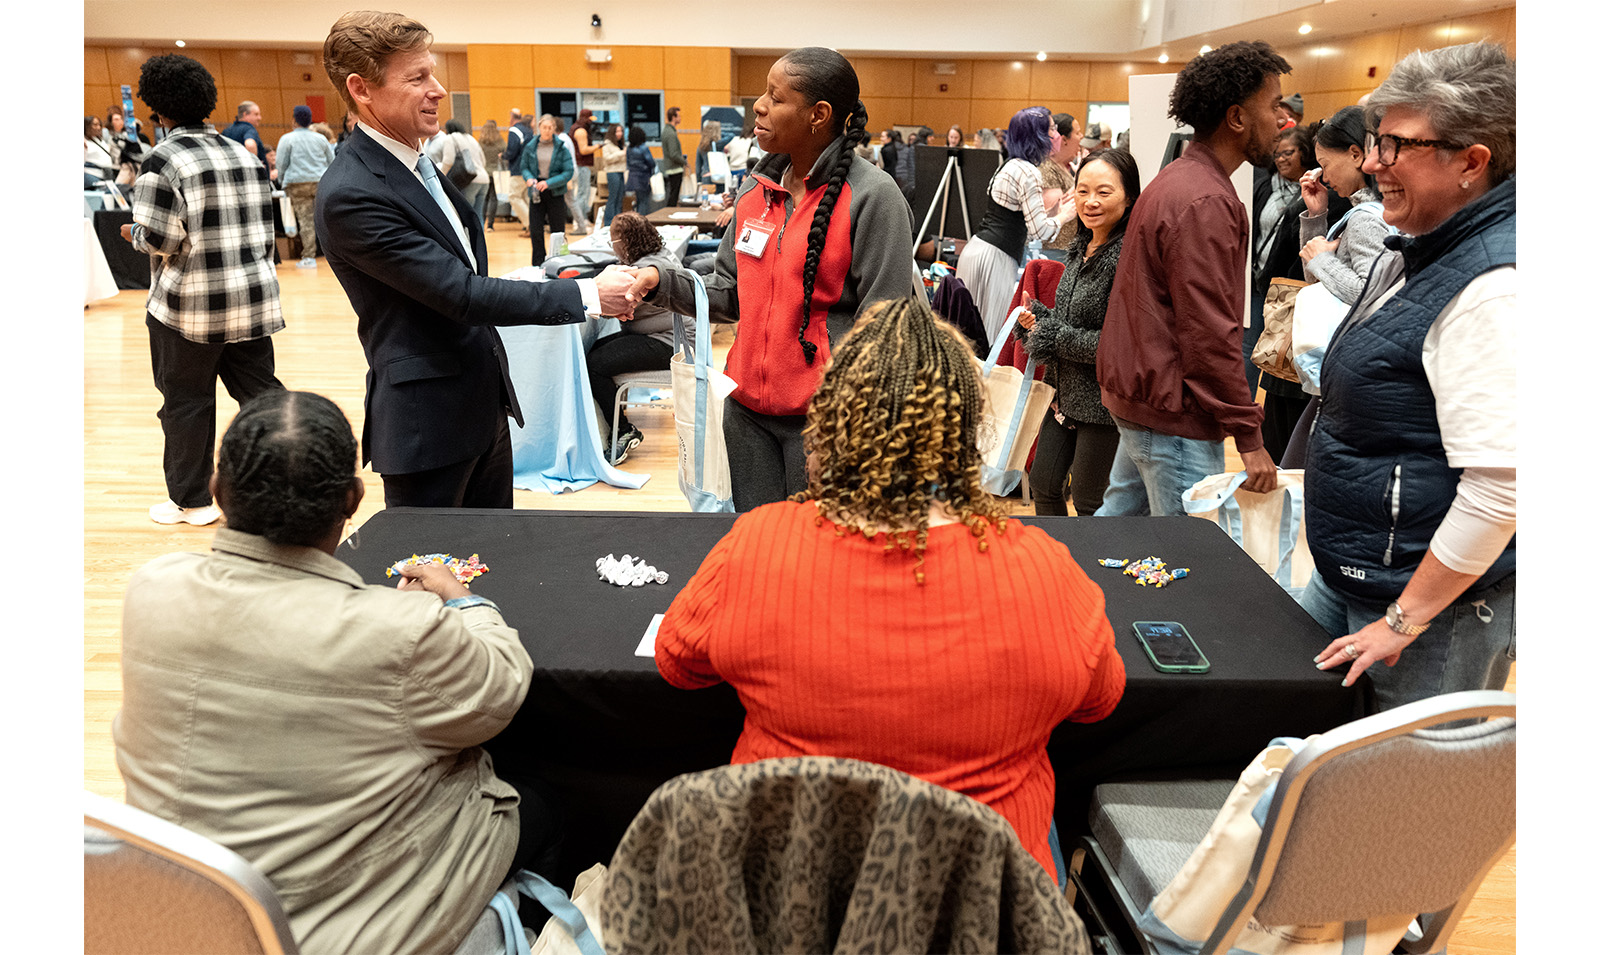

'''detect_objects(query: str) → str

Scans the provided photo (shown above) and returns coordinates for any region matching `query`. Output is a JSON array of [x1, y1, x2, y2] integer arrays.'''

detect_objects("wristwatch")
[[1385, 601, 1430, 637]]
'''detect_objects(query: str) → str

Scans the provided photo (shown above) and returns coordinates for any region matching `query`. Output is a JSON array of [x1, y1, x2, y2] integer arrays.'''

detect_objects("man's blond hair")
[[323, 11, 432, 114]]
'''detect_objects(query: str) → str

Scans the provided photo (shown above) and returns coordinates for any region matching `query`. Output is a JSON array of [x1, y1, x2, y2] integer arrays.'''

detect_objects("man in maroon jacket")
[[1094, 41, 1289, 516]]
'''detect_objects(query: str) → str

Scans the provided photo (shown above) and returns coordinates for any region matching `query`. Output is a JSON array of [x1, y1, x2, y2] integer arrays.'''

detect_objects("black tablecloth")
[[339, 509, 1365, 885], [91, 209, 150, 290]]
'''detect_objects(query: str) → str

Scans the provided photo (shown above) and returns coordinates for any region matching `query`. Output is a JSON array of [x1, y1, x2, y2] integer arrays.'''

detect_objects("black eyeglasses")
[[1365, 130, 1464, 166]]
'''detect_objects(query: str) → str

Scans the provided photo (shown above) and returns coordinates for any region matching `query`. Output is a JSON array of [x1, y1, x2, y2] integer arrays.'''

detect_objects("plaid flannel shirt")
[[130, 125, 284, 343]]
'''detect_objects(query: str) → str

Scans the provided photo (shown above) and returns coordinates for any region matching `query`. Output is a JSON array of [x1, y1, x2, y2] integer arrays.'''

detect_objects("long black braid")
[[780, 47, 871, 365], [215, 391, 359, 547]]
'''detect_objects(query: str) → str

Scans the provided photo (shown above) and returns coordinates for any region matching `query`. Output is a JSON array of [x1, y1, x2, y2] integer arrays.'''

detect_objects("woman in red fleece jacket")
[[621, 47, 919, 510], [654, 297, 1126, 884]]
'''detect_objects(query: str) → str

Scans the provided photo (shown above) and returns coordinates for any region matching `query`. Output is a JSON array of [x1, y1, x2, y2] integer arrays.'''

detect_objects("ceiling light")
[[1036, 51, 1047, 62], [1158, 52, 1169, 64], [175, 39, 186, 47], [1198, 44, 1212, 55], [1012, 61, 1024, 70], [1298, 24, 1313, 35]]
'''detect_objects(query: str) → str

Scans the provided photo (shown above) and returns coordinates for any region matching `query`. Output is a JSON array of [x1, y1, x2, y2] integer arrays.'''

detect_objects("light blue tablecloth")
[[502, 315, 651, 494]]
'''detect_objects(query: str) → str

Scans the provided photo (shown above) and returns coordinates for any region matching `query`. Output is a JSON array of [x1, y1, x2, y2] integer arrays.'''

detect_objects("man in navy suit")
[[316, 10, 635, 508]]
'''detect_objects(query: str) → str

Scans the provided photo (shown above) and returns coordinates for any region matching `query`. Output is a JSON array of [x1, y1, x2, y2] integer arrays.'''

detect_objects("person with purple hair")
[[954, 106, 1076, 344]]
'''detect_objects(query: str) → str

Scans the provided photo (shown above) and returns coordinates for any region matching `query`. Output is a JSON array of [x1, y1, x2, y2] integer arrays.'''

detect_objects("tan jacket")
[[114, 529, 532, 955]]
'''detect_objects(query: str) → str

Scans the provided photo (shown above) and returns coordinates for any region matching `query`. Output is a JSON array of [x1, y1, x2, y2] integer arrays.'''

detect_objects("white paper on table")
[[635, 613, 665, 657], [668, 211, 700, 220], [711, 371, 738, 401]]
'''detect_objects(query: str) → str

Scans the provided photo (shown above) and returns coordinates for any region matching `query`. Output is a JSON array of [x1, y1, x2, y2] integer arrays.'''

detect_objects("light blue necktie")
[[416, 153, 476, 270]]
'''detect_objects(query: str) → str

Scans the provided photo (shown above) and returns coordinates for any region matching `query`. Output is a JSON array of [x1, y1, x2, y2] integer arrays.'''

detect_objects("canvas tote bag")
[[976, 306, 1055, 495], [670, 270, 735, 512], [1135, 739, 1412, 955], [1181, 470, 1313, 597]]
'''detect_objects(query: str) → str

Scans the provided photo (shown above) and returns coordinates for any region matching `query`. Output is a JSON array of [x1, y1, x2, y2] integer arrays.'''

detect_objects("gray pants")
[[1296, 571, 1515, 711], [723, 397, 807, 512]]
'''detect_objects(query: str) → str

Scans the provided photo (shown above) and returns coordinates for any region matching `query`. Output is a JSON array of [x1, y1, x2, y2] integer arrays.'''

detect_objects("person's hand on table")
[[1239, 448, 1278, 493], [397, 563, 470, 601], [1314, 618, 1411, 687], [1300, 235, 1339, 264], [1299, 168, 1329, 218], [595, 265, 638, 318]]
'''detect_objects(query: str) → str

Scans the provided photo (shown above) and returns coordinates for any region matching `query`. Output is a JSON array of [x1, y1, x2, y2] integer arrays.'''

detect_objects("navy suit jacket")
[[316, 126, 587, 474]]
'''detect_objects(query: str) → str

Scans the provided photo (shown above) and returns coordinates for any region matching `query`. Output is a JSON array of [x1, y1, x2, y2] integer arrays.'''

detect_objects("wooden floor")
[[82, 224, 1514, 952]]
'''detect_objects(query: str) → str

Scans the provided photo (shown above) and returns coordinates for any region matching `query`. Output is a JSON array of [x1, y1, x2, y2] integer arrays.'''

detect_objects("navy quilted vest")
[[1305, 178, 1515, 603]]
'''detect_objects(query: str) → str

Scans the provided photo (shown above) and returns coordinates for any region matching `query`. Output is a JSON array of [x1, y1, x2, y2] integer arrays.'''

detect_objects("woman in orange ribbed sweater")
[[655, 296, 1125, 883]]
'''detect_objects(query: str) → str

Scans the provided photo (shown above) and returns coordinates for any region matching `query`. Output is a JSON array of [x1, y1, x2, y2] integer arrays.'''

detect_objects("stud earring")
[[1460, 180, 1470, 189]]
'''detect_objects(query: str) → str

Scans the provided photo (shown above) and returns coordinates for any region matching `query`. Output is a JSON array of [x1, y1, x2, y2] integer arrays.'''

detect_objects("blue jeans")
[[567, 165, 591, 229], [1094, 421, 1225, 517], [459, 181, 489, 227], [604, 172, 625, 225], [1296, 570, 1515, 711]]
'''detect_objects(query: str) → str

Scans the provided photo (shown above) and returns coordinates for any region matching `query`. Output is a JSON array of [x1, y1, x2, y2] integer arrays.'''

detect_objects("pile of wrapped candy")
[[1099, 556, 1190, 588], [385, 553, 490, 584], [597, 553, 668, 587]]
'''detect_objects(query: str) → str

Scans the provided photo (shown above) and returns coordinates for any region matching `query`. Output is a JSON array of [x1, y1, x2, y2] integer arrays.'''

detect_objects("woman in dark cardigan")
[[1015, 148, 1140, 516]]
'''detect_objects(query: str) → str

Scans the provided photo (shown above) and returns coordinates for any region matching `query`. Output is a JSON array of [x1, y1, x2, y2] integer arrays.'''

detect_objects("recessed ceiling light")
[[1198, 44, 1212, 55], [1036, 51, 1047, 62], [1298, 24, 1313, 35], [175, 40, 186, 47], [1158, 52, 1169, 64]]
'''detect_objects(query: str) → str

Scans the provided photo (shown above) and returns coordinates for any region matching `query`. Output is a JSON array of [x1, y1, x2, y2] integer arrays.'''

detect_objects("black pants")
[[1027, 413, 1120, 516], [146, 315, 283, 508], [380, 416, 515, 508], [528, 188, 567, 266], [586, 332, 673, 431], [723, 397, 808, 512], [663, 172, 683, 208], [1262, 390, 1313, 465]]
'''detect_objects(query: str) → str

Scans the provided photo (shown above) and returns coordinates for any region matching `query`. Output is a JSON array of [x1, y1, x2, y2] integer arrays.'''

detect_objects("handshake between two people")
[[592, 264, 664, 321]]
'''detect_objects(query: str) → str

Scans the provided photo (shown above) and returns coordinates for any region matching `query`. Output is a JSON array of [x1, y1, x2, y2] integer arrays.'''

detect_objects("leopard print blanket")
[[601, 756, 1089, 953]]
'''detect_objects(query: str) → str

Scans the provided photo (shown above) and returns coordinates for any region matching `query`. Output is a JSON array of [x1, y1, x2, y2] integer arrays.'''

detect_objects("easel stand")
[[914, 151, 972, 251]]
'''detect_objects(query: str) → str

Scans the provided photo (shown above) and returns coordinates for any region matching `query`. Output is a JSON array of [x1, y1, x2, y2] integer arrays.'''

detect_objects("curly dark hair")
[[215, 391, 359, 547], [773, 47, 871, 365], [136, 54, 218, 127], [607, 212, 664, 265], [794, 296, 1012, 583], [1168, 41, 1291, 138]]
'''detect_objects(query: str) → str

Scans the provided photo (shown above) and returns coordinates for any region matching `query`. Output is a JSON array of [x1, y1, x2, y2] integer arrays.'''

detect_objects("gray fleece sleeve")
[[1305, 207, 1391, 305], [648, 180, 757, 324], [846, 163, 924, 311]]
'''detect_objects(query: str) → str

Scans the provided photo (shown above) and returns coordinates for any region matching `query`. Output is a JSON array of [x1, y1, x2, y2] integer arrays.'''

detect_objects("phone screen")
[[1132, 621, 1207, 670]]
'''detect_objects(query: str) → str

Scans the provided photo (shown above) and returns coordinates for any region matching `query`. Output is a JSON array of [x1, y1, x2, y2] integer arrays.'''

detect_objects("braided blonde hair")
[[794, 296, 1011, 583]]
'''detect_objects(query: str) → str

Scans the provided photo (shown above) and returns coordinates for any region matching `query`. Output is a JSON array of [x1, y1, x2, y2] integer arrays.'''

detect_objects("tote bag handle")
[[1181, 472, 1303, 588]]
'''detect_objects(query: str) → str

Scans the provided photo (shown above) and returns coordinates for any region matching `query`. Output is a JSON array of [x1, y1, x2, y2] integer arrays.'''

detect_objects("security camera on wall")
[[591, 14, 602, 27]]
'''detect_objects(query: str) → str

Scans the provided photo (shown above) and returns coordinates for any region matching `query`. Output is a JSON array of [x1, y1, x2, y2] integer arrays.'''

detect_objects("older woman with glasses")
[[1302, 42, 1516, 711]]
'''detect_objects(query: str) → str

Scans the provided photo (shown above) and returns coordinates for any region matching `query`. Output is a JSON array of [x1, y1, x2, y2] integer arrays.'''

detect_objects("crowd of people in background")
[[100, 20, 1515, 952]]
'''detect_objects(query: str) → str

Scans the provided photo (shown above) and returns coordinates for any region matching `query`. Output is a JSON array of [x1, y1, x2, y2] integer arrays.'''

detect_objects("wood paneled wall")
[[467, 44, 732, 157], [83, 44, 468, 145], [83, 4, 1512, 151], [729, 6, 1514, 136], [1276, 6, 1515, 124]]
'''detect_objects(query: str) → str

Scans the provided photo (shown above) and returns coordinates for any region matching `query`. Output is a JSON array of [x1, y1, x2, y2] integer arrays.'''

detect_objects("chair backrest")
[[1208, 691, 1515, 951], [84, 792, 299, 955], [602, 756, 1088, 955]]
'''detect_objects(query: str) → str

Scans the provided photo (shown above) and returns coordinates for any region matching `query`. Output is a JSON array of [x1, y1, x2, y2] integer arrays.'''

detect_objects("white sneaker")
[[296, 256, 317, 269], [149, 500, 222, 526]]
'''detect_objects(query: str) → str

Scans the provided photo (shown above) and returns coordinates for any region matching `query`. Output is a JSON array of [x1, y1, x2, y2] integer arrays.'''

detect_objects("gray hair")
[[1365, 42, 1515, 186], [236, 100, 258, 119]]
